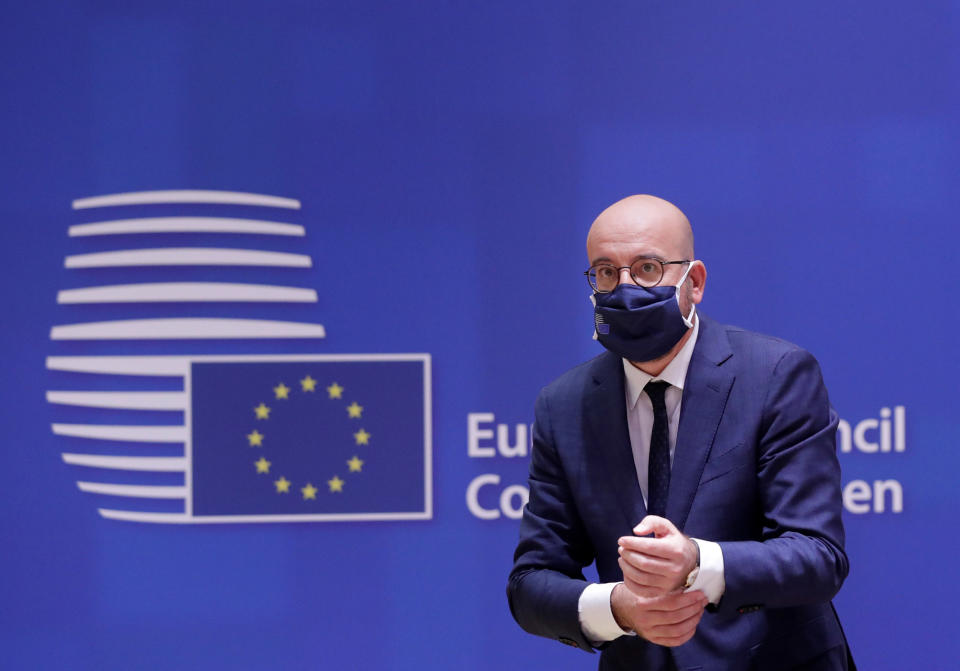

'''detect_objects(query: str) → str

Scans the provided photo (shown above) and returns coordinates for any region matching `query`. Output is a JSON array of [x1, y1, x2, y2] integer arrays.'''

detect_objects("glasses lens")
[[590, 265, 619, 292], [630, 258, 663, 287]]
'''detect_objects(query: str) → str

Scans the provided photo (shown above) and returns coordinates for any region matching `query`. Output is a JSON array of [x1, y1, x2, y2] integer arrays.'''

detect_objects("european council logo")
[[47, 190, 431, 523]]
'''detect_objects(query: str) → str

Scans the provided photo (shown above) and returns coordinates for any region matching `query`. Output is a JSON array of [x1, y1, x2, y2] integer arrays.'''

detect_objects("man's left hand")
[[618, 515, 698, 597]]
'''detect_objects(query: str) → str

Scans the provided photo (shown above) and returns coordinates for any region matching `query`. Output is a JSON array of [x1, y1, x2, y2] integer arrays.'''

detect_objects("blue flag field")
[[190, 355, 431, 521]]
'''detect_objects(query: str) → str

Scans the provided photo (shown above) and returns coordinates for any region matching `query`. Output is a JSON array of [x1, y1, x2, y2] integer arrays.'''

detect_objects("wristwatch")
[[683, 539, 701, 589]]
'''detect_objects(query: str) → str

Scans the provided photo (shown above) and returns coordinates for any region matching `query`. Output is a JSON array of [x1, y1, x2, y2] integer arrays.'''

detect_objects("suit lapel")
[[586, 352, 648, 529], [666, 316, 735, 530]]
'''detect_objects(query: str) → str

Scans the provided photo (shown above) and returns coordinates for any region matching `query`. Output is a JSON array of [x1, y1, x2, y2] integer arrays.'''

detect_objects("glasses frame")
[[584, 258, 691, 293]]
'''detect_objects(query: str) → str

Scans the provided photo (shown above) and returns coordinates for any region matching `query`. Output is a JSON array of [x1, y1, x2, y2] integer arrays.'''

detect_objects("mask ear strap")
[[675, 262, 696, 328], [590, 293, 599, 340]]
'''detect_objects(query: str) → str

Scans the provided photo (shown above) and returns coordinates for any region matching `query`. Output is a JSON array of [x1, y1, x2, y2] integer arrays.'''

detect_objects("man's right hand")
[[610, 583, 708, 647]]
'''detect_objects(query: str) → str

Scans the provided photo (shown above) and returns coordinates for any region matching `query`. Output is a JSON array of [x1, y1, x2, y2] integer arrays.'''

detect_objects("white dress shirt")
[[578, 315, 726, 642]]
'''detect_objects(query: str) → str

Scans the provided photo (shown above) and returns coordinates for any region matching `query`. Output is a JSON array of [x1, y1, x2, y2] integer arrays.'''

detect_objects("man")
[[507, 195, 852, 670]]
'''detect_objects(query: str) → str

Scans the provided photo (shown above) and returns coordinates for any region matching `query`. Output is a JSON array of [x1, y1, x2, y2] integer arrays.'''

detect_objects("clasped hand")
[[610, 515, 707, 647]]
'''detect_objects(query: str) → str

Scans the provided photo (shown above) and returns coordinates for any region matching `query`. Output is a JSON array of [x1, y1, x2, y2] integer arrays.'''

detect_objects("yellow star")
[[300, 375, 317, 392], [255, 457, 271, 474], [354, 428, 371, 445], [274, 477, 291, 493], [246, 429, 264, 447], [328, 475, 344, 492], [347, 456, 364, 472], [301, 483, 318, 500], [327, 382, 344, 399], [254, 403, 271, 420], [273, 383, 290, 399], [347, 401, 363, 418]]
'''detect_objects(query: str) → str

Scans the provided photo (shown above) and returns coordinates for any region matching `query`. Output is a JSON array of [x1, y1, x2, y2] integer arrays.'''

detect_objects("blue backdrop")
[[2, 2, 958, 669]]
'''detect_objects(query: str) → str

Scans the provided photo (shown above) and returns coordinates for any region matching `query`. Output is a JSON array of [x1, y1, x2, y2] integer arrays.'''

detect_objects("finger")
[[617, 557, 672, 585], [647, 603, 705, 637], [645, 607, 706, 647], [619, 536, 683, 561], [620, 546, 680, 569], [648, 628, 699, 648], [633, 515, 677, 538], [619, 547, 677, 577], [643, 592, 708, 620], [622, 568, 684, 597], [638, 609, 702, 636], [634, 599, 705, 644], [619, 557, 674, 592]]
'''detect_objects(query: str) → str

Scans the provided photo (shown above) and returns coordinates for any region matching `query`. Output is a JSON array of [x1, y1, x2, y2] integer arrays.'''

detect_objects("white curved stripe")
[[72, 190, 300, 210], [46, 356, 189, 376], [99, 510, 189, 522], [69, 217, 304, 237], [46, 391, 186, 410], [58, 282, 318, 304], [78, 482, 187, 499], [64, 248, 312, 268], [50, 318, 326, 340], [62, 454, 186, 471], [53, 424, 186, 442], [45, 353, 425, 377]]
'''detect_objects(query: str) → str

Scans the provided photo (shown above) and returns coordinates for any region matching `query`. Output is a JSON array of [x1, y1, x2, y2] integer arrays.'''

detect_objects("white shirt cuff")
[[578, 582, 632, 643], [685, 538, 725, 604]]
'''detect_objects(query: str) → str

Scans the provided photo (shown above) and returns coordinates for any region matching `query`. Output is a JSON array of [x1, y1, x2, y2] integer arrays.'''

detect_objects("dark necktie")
[[645, 381, 671, 518]]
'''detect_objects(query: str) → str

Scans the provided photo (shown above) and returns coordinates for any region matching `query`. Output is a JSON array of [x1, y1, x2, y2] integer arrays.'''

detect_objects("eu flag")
[[190, 356, 430, 520]]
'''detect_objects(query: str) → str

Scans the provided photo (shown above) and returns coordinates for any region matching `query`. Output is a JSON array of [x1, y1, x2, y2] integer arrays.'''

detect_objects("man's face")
[[586, 196, 700, 318]]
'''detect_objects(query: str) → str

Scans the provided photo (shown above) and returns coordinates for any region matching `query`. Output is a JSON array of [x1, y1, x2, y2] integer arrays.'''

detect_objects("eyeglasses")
[[585, 258, 691, 293]]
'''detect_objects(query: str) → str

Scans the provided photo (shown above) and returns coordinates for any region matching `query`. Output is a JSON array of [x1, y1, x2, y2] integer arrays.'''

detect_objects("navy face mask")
[[592, 262, 696, 362]]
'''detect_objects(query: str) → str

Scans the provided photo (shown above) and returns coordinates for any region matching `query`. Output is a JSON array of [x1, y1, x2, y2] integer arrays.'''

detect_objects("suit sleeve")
[[506, 388, 598, 652], [716, 347, 849, 616]]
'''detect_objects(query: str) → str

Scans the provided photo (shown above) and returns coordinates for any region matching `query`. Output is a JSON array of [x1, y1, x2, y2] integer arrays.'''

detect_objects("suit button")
[[558, 637, 580, 648]]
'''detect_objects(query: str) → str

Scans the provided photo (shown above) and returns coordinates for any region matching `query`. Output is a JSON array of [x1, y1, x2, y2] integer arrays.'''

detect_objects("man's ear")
[[690, 261, 707, 304]]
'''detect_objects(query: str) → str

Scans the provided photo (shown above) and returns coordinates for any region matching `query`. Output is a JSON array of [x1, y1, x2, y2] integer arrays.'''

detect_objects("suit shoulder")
[[719, 322, 811, 360], [704, 319, 823, 377], [538, 352, 612, 403]]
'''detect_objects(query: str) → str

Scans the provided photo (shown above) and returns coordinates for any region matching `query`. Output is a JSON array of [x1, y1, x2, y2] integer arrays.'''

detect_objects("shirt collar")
[[622, 314, 700, 409]]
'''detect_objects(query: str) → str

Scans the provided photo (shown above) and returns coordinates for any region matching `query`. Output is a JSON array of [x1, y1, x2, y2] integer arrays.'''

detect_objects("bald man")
[[508, 196, 853, 670]]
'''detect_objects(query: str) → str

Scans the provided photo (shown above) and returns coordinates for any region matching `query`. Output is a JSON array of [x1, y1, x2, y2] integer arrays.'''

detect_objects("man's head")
[[588, 194, 694, 263], [587, 195, 707, 372], [587, 194, 705, 315]]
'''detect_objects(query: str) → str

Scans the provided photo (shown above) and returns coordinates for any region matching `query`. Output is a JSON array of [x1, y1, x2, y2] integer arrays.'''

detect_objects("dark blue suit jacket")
[[508, 315, 851, 671]]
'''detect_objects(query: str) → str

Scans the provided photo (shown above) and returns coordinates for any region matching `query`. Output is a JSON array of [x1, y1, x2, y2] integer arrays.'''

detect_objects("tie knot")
[[645, 380, 669, 407]]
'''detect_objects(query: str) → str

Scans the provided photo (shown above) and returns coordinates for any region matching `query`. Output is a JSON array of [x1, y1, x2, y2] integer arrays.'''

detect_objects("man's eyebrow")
[[631, 253, 665, 263], [588, 253, 664, 266]]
